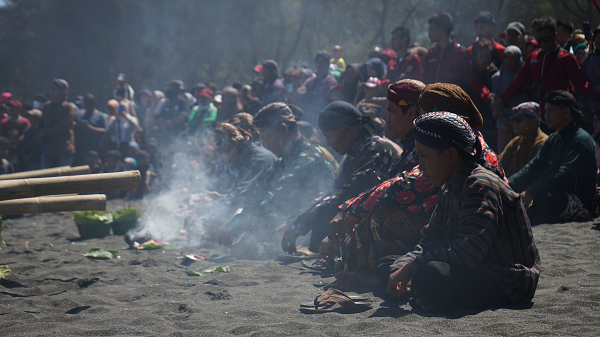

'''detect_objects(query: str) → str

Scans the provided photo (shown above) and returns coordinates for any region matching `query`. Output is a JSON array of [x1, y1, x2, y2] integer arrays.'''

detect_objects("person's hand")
[[217, 229, 233, 247], [328, 211, 347, 243], [387, 262, 418, 297], [319, 236, 337, 260], [281, 228, 299, 254], [520, 190, 534, 209]]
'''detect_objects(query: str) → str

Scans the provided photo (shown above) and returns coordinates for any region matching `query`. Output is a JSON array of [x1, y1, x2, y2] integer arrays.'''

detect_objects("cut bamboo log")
[[0, 194, 106, 215], [0, 171, 141, 201], [0, 166, 90, 180]]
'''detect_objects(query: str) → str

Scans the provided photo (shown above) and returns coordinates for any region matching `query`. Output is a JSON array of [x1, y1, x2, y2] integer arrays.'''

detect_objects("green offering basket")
[[111, 207, 141, 235], [72, 211, 113, 239]]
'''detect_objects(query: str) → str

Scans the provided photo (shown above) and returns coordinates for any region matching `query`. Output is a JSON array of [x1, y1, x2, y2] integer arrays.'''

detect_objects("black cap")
[[474, 11, 498, 26], [167, 80, 185, 91], [545, 90, 583, 118]]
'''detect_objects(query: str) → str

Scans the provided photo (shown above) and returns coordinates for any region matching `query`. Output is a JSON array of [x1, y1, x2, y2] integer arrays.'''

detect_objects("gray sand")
[[1, 199, 599, 336]]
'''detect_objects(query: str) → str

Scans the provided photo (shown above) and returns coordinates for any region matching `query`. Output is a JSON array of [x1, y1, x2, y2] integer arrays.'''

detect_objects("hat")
[[213, 94, 223, 104], [198, 88, 214, 100], [0, 92, 12, 104], [116, 73, 126, 81], [512, 102, 540, 119], [318, 101, 373, 131], [387, 82, 422, 107], [380, 48, 397, 59], [413, 112, 478, 157], [506, 22, 525, 35], [365, 77, 382, 88], [574, 43, 588, 53], [418, 83, 483, 128], [73, 95, 84, 105], [545, 90, 583, 118], [253, 64, 263, 73], [474, 11, 498, 26], [8, 100, 22, 111], [53, 78, 69, 91]]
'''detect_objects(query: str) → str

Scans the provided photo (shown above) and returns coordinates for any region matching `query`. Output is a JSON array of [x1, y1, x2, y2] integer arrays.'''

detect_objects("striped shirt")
[[391, 161, 541, 304]]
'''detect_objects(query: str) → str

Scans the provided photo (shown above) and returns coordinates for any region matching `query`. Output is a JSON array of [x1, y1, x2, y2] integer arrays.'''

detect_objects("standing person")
[[495, 17, 596, 117], [188, 88, 218, 134], [499, 102, 548, 179], [421, 12, 468, 85], [342, 63, 364, 103], [107, 99, 140, 154], [330, 45, 346, 70], [509, 91, 597, 224], [491, 45, 528, 152], [39, 79, 76, 169], [73, 94, 108, 166], [113, 73, 135, 101], [295, 51, 338, 126], [135, 89, 154, 132], [386, 112, 540, 312], [505, 22, 525, 47], [388, 26, 421, 82], [556, 20, 574, 50], [17, 109, 43, 171], [240, 85, 263, 116], [467, 11, 505, 67], [0, 100, 30, 140], [155, 80, 190, 136], [261, 60, 286, 105]]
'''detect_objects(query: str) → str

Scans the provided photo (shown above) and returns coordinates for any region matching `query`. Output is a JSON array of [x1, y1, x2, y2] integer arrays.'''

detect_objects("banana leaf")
[[72, 211, 113, 225], [82, 247, 120, 259], [111, 207, 140, 223]]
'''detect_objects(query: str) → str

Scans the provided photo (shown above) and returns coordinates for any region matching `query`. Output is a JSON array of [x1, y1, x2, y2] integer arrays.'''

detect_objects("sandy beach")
[[1, 198, 599, 336]]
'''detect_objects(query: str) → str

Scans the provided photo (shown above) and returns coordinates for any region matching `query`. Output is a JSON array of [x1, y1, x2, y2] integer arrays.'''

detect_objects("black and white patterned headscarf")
[[413, 112, 477, 157]]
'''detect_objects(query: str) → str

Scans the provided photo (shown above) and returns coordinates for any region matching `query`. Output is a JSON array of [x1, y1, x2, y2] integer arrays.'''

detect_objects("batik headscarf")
[[418, 83, 483, 128], [413, 112, 478, 157]]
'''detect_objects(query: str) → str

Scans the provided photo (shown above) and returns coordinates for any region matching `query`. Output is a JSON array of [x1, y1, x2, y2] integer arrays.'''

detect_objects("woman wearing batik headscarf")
[[333, 83, 506, 291]]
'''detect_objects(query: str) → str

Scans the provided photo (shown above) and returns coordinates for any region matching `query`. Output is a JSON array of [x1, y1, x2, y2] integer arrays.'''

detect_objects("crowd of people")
[[2, 11, 599, 312]]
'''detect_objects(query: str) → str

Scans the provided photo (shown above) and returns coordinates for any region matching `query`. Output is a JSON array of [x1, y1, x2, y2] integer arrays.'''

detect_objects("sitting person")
[[499, 102, 548, 178], [297, 120, 340, 173], [218, 103, 337, 258], [333, 82, 506, 290], [509, 91, 597, 224], [281, 101, 400, 254], [386, 111, 541, 312]]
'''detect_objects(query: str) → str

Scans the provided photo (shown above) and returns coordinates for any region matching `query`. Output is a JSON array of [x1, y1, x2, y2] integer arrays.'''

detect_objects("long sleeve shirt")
[[499, 48, 595, 114], [290, 129, 400, 236], [226, 136, 336, 235], [392, 162, 541, 304], [509, 121, 597, 213], [422, 42, 468, 85], [499, 128, 548, 178], [40, 101, 76, 156], [388, 52, 422, 82]]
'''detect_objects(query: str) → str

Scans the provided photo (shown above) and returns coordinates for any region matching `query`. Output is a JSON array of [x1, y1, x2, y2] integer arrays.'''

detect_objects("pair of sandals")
[[300, 288, 372, 313]]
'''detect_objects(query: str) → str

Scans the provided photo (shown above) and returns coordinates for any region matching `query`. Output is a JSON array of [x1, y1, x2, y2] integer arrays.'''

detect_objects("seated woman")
[[333, 83, 506, 290], [386, 112, 540, 312]]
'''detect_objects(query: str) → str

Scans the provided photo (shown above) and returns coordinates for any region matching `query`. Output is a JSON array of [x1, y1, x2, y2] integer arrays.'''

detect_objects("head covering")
[[418, 83, 483, 128], [387, 82, 421, 107], [8, 99, 22, 110], [198, 88, 214, 100], [116, 73, 126, 81], [545, 90, 583, 119], [474, 11, 498, 26], [53, 78, 69, 92], [318, 101, 374, 131], [512, 102, 540, 119], [506, 22, 525, 35], [413, 112, 477, 157], [124, 157, 138, 169], [380, 48, 397, 60], [262, 60, 278, 72], [495, 45, 524, 94], [574, 43, 588, 53], [0, 92, 12, 104], [253, 64, 263, 73], [365, 58, 387, 79]]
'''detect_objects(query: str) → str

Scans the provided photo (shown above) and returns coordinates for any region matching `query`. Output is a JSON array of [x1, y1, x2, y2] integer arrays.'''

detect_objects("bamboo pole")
[[0, 171, 141, 201], [0, 166, 90, 180], [0, 194, 106, 215]]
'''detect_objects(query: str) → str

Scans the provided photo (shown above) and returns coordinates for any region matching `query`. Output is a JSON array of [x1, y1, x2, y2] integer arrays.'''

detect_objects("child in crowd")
[[330, 45, 346, 71], [386, 112, 540, 312]]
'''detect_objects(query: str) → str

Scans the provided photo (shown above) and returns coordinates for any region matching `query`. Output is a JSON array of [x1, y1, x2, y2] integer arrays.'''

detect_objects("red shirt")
[[422, 42, 468, 85], [388, 52, 422, 82], [0, 116, 31, 137], [499, 48, 595, 114]]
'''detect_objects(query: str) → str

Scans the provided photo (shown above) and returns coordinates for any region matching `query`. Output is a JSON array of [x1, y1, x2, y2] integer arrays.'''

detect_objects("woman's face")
[[575, 49, 587, 66], [593, 114, 600, 134], [140, 94, 150, 107], [503, 52, 518, 71], [366, 64, 378, 78]]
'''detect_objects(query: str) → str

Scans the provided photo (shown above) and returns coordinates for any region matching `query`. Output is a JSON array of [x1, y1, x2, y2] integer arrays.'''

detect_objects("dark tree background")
[[0, 0, 594, 106]]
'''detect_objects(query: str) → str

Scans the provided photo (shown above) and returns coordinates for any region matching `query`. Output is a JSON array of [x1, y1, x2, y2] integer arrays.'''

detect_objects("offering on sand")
[[81, 248, 121, 259], [133, 239, 176, 250]]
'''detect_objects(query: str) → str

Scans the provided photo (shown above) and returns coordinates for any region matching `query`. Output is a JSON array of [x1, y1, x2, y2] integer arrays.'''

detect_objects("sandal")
[[299, 289, 372, 313]]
